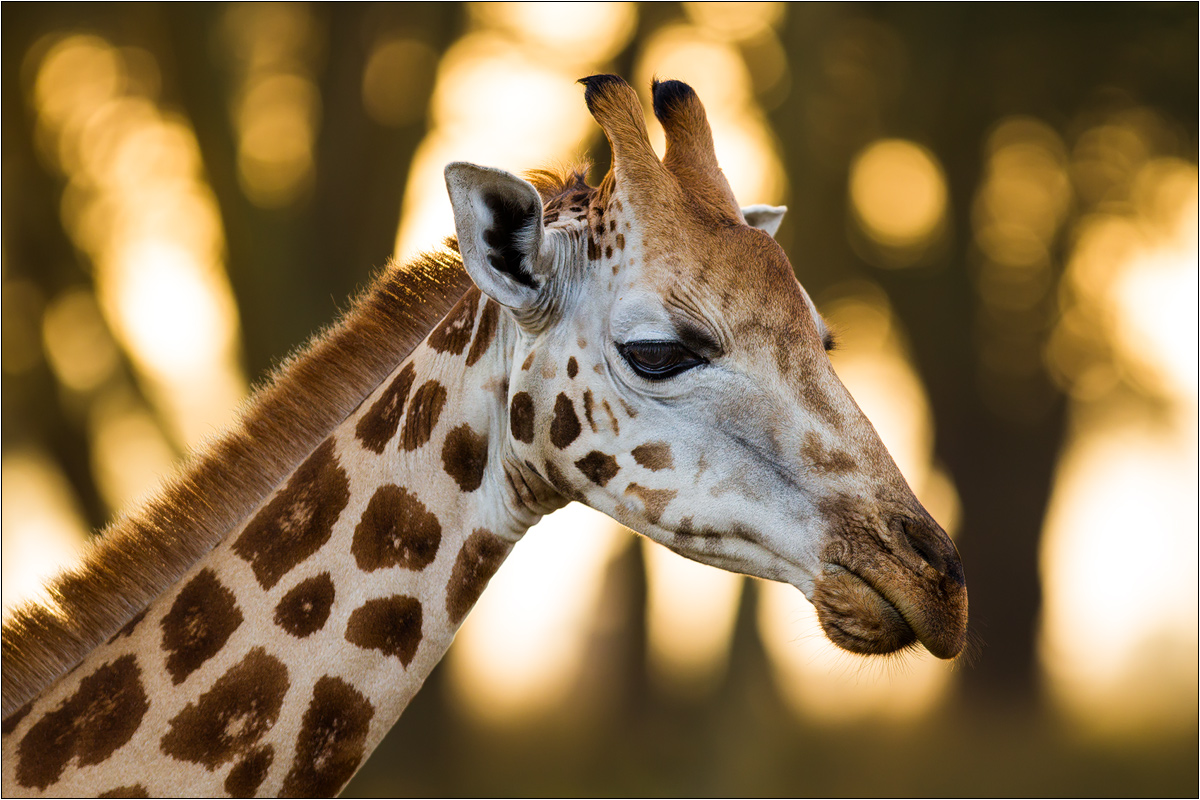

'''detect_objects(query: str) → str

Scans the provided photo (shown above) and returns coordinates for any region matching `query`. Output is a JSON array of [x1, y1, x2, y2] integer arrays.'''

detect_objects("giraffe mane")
[[1, 248, 474, 720], [524, 163, 593, 205]]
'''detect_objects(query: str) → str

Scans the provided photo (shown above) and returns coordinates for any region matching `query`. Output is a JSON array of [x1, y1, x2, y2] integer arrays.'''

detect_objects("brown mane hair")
[[2, 249, 474, 719]]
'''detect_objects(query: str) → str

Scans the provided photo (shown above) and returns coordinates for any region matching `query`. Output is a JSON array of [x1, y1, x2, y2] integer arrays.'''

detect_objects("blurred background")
[[2, 3, 1196, 795]]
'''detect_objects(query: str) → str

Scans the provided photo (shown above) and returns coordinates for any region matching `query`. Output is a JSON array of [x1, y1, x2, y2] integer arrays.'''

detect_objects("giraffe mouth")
[[810, 566, 919, 656]]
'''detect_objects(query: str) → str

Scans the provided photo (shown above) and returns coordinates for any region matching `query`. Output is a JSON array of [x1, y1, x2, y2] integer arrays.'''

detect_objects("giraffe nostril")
[[896, 517, 947, 574]]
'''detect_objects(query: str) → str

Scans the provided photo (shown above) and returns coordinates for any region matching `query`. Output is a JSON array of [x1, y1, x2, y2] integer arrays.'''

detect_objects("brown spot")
[[521, 350, 536, 371], [601, 399, 620, 434], [677, 516, 695, 536], [274, 573, 336, 638], [99, 785, 150, 798], [160, 648, 289, 769], [2, 702, 32, 736], [446, 529, 511, 625], [802, 431, 856, 474], [466, 298, 500, 367], [616, 233, 625, 249], [550, 393, 581, 449], [625, 484, 677, 525], [802, 380, 844, 429], [442, 423, 489, 491], [345, 595, 423, 666], [226, 745, 274, 796], [618, 397, 639, 418], [567, 356, 578, 378], [107, 608, 147, 644], [605, 245, 614, 259], [543, 460, 584, 502], [510, 391, 535, 443], [351, 485, 442, 572], [15, 655, 149, 789], [426, 286, 479, 355], [281, 676, 374, 797], [400, 380, 447, 451], [234, 439, 350, 590], [161, 568, 243, 685], [577, 336, 588, 349], [582, 389, 597, 432], [609, 219, 616, 232], [587, 235, 600, 260], [632, 441, 674, 471], [355, 363, 416, 454], [575, 451, 619, 486]]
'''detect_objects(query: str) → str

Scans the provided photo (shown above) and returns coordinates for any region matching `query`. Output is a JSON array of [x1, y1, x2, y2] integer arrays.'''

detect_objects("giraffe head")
[[445, 75, 967, 660]]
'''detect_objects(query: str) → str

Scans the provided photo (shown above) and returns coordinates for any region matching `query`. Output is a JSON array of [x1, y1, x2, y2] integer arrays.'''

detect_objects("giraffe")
[[1, 75, 967, 797]]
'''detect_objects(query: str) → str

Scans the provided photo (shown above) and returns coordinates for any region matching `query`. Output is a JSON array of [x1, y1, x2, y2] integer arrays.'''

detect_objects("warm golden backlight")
[[447, 504, 630, 723], [1039, 152, 1198, 735], [2, 30, 249, 607], [221, 4, 322, 208], [850, 139, 948, 254], [362, 37, 439, 128], [1, 451, 88, 617], [643, 539, 742, 699]]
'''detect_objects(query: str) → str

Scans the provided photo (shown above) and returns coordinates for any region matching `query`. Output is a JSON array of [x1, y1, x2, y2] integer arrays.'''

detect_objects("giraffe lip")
[[811, 565, 919, 657]]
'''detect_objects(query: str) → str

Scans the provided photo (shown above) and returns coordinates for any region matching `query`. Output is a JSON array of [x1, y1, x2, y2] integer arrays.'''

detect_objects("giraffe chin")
[[810, 568, 919, 657]]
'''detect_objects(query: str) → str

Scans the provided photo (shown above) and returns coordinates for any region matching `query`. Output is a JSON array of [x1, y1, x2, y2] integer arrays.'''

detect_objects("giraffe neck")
[[1, 281, 558, 797]]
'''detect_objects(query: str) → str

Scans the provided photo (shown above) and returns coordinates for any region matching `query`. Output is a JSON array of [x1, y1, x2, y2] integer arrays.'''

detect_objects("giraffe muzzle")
[[813, 512, 968, 659]]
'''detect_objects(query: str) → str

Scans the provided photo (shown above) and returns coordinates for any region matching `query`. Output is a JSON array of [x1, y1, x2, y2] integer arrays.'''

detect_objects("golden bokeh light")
[[221, 4, 323, 209], [1039, 414, 1198, 735], [447, 504, 631, 723], [42, 287, 120, 392], [849, 139, 947, 257], [1039, 143, 1198, 736], [1, 450, 89, 616], [106, 239, 237, 381], [970, 117, 1071, 423], [361, 37, 439, 128], [471, 3, 637, 68], [643, 539, 742, 699], [87, 389, 177, 514], [29, 35, 246, 448], [682, 2, 785, 43], [2, 279, 46, 376], [758, 580, 953, 722]]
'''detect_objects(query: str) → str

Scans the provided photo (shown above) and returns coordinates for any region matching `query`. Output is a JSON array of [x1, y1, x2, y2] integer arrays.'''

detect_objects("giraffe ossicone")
[[1, 74, 967, 797]]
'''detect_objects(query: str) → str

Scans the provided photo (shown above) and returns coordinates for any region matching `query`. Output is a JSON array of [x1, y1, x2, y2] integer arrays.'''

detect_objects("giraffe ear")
[[742, 204, 787, 238], [445, 162, 552, 311]]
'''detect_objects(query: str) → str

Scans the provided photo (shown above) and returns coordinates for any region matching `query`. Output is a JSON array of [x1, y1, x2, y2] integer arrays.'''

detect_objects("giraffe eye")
[[618, 341, 706, 380]]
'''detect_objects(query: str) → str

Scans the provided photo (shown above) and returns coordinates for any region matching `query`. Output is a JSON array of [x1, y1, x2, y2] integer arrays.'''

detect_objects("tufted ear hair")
[[445, 162, 551, 312], [742, 204, 787, 238]]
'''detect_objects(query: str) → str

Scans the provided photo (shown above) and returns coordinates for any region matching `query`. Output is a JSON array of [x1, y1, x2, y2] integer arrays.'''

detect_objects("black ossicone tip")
[[651, 78, 697, 123], [578, 74, 628, 113]]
